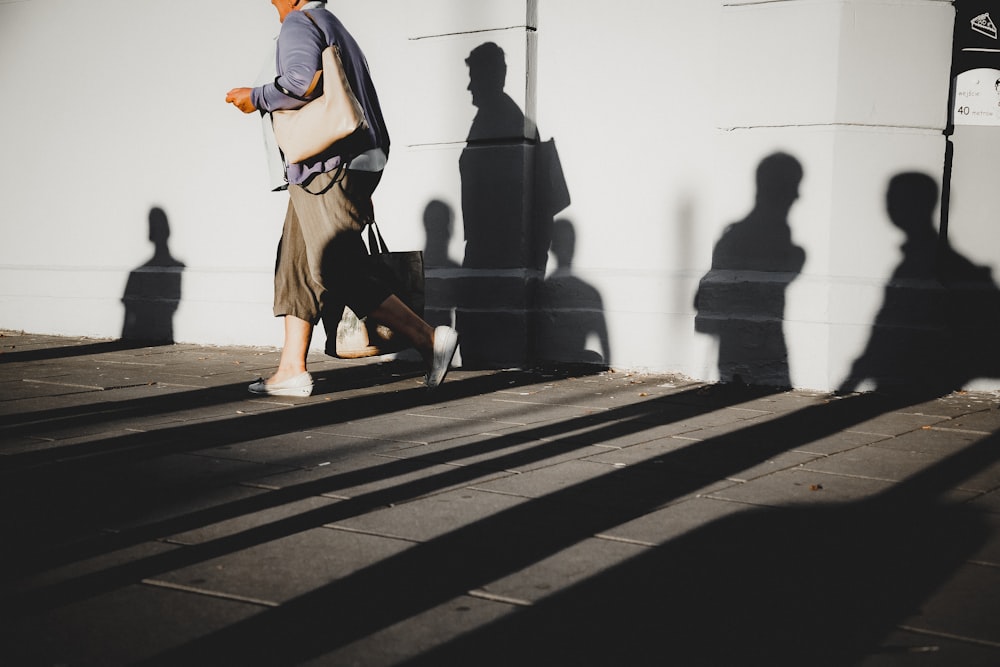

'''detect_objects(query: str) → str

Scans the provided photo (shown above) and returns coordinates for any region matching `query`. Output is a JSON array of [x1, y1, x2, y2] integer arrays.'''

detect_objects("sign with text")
[[953, 2, 1000, 125], [954, 67, 1000, 125]]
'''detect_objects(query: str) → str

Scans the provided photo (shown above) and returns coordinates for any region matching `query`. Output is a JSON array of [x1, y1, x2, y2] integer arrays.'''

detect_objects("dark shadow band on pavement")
[[0, 339, 168, 364], [0, 357, 427, 434]]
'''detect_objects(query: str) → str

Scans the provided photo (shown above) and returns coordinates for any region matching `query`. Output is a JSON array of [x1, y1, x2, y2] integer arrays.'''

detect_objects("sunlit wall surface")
[[3, 0, 995, 392]]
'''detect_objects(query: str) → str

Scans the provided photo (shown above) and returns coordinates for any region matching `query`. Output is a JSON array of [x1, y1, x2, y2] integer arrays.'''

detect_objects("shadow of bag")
[[332, 222, 425, 359], [535, 138, 571, 217]]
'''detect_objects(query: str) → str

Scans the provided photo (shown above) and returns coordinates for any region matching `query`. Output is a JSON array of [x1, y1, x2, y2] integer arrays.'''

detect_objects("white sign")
[[954, 68, 1000, 126]]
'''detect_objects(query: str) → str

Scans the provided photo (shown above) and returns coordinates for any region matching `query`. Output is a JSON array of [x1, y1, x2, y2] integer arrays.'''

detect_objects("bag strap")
[[365, 221, 389, 255]]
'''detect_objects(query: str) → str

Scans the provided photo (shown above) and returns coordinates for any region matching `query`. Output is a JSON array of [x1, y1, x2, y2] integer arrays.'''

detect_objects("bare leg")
[[268, 314, 313, 384], [368, 295, 434, 364]]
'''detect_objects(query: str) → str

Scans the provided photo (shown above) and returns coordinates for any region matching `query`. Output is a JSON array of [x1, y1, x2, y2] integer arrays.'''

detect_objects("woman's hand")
[[225, 88, 257, 114]]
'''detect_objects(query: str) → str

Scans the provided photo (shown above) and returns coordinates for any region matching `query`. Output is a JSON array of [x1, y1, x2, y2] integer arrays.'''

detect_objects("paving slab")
[[877, 425, 989, 456], [857, 628, 1000, 667], [253, 451, 509, 503], [197, 428, 415, 468], [329, 487, 529, 542], [385, 429, 613, 474], [707, 466, 901, 507], [473, 535, 649, 605], [301, 595, 516, 667], [969, 488, 1000, 514], [596, 495, 752, 546], [308, 407, 532, 445], [896, 562, 1000, 645], [845, 410, 953, 437], [936, 407, 1000, 433], [1, 583, 264, 665], [804, 441, 1000, 494], [156, 525, 414, 604]]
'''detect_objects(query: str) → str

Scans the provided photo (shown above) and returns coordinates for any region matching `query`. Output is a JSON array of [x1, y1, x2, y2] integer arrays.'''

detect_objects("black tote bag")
[[330, 222, 425, 358]]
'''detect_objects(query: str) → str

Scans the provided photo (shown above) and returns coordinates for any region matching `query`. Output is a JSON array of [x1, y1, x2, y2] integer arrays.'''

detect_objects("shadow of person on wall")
[[839, 172, 1000, 394], [457, 41, 570, 368], [422, 199, 461, 329], [422, 199, 460, 271], [536, 219, 610, 368], [121, 207, 185, 344], [694, 152, 805, 388]]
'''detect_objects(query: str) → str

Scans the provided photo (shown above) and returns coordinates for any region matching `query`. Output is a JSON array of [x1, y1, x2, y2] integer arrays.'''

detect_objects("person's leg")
[[257, 198, 323, 391], [271, 314, 313, 383], [291, 170, 459, 386], [368, 295, 458, 387], [368, 294, 434, 364]]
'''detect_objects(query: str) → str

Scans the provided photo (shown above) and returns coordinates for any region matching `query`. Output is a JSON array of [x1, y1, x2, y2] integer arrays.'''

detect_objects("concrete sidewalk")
[[1, 330, 1000, 666]]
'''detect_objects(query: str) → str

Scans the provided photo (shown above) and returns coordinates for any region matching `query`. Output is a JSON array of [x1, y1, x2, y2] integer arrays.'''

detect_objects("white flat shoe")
[[425, 326, 458, 389], [248, 371, 314, 397]]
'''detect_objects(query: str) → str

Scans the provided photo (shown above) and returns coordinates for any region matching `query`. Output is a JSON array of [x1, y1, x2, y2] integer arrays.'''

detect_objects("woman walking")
[[226, 0, 458, 396]]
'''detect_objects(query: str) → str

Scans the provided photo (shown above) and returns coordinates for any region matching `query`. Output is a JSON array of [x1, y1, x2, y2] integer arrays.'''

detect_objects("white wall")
[[714, 0, 958, 390], [3, 0, 991, 391], [0, 0, 287, 346]]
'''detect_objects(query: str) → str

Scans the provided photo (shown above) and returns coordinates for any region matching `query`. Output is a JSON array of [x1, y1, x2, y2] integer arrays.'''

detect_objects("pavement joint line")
[[929, 426, 994, 436], [790, 448, 834, 457], [140, 578, 279, 608], [324, 523, 421, 544], [465, 486, 531, 498], [247, 398, 306, 406], [727, 407, 774, 416], [967, 559, 1000, 569], [305, 431, 428, 446], [376, 453, 477, 469], [895, 624, 1000, 649], [21, 379, 109, 390], [239, 481, 282, 491], [94, 360, 167, 368], [490, 397, 611, 412], [844, 429, 904, 437], [594, 533, 656, 548], [319, 492, 353, 501], [403, 412, 527, 427], [467, 589, 533, 607], [797, 468, 906, 483], [898, 410, 961, 418]]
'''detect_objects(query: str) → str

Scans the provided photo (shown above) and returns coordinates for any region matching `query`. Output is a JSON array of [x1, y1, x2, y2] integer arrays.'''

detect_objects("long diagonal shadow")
[[125, 390, 949, 665], [0, 367, 551, 473], [0, 361, 426, 441], [401, 427, 1000, 666], [3, 382, 769, 601], [0, 340, 165, 365], [2, 368, 610, 571]]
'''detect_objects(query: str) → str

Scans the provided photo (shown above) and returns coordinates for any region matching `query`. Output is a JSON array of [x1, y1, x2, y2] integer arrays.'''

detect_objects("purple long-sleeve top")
[[252, 4, 389, 185]]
